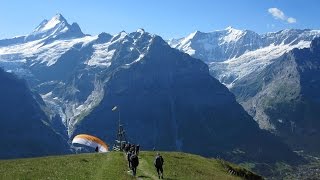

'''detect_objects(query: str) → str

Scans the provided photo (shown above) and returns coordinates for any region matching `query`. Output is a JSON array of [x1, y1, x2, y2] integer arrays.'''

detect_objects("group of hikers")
[[124, 143, 164, 179], [125, 143, 140, 176]]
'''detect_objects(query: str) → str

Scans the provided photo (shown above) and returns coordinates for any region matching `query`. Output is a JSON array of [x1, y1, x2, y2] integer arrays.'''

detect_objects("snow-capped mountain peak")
[[32, 14, 68, 34], [111, 31, 128, 42], [85, 30, 157, 68], [25, 14, 84, 41], [222, 26, 245, 43], [136, 28, 145, 34], [225, 26, 234, 31], [41, 14, 67, 31], [224, 26, 243, 33]]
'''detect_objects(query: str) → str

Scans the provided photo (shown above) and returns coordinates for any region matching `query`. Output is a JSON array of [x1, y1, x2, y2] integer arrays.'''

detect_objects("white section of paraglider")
[[72, 134, 109, 152]]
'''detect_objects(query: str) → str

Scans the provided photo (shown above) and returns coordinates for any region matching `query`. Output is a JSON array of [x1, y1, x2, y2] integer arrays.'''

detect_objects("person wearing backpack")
[[154, 153, 164, 179], [127, 151, 132, 169], [130, 153, 139, 176]]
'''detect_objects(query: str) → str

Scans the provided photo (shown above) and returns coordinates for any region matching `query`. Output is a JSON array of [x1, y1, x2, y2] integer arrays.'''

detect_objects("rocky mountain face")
[[169, 27, 320, 88], [231, 38, 320, 154], [169, 27, 263, 62], [0, 68, 70, 159], [171, 28, 320, 154], [0, 15, 301, 165], [72, 35, 300, 163]]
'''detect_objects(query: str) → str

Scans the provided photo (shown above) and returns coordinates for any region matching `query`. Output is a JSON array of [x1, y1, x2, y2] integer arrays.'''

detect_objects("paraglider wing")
[[72, 134, 109, 152]]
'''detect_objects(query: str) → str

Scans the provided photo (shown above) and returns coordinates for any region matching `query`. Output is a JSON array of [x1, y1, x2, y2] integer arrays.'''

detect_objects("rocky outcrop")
[[0, 69, 70, 159]]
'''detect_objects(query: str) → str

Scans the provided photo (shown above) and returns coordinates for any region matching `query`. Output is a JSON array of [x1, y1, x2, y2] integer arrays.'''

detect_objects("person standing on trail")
[[154, 153, 164, 179], [135, 144, 140, 155], [130, 144, 135, 153], [95, 146, 99, 153], [121, 143, 126, 151], [124, 143, 130, 153], [127, 151, 132, 169], [130, 153, 139, 176]]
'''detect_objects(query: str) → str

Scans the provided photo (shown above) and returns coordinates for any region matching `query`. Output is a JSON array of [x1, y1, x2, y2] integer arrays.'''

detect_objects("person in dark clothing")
[[95, 146, 99, 152], [154, 153, 164, 179], [130, 153, 139, 176], [127, 151, 132, 169], [121, 143, 126, 151], [130, 144, 135, 153], [135, 144, 140, 155], [124, 143, 130, 153]]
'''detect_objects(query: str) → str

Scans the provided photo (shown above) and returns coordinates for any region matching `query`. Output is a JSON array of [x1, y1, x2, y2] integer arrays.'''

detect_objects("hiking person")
[[95, 146, 99, 152], [154, 153, 164, 179], [130, 153, 139, 176], [124, 143, 130, 153], [135, 144, 140, 155], [121, 142, 126, 151], [127, 151, 132, 169], [130, 144, 135, 153]]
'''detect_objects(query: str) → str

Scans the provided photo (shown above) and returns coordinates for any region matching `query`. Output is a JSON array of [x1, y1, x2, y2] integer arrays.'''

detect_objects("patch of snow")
[[61, 26, 69, 33], [64, 79, 105, 136], [86, 42, 116, 67], [136, 28, 145, 34], [222, 27, 245, 43], [0, 35, 97, 67], [111, 31, 127, 43], [167, 38, 182, 48], [41, 16, 62, 31], [41, 91, 53, 98], [123, 54, 145, 68], [179, 31, 198, 47], [133, 53, 145, 63], [210, 40, 311, 88], [180, 41, 196, 56]]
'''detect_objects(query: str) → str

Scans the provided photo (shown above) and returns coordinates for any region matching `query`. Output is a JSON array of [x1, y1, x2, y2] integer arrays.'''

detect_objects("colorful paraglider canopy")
[[72, 134, 109, 152]]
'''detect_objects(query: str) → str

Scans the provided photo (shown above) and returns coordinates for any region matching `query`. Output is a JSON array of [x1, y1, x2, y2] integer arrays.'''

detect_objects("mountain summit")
[[25, 13, 84, 41], [168, 27, 262, 63]]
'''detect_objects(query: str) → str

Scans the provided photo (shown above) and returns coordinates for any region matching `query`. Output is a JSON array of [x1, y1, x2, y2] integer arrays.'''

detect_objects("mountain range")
[[169, 27, 320, 155], [0, 14, 317, 172]]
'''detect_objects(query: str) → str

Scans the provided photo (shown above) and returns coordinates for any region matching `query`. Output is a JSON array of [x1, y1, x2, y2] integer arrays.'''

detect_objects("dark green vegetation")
[[0, 151, 262, 180], [240, 152, 320, 179]]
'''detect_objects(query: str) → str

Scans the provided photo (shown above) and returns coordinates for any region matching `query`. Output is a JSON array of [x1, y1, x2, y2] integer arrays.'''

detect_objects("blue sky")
[[0, 0, 319, 39]]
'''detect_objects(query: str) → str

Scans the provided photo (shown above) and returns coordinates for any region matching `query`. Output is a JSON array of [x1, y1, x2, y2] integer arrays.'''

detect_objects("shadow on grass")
[[137, 176, 177, 180], [138, 175, 151, 178]]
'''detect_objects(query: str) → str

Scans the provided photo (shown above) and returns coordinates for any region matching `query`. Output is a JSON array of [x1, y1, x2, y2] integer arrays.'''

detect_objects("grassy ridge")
[[136, 151, 241, 179], [0, 152, 132, 180], [0, 151, 254, 180]]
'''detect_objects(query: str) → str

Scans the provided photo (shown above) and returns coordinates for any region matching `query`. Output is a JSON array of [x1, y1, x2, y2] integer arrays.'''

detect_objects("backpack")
[[155, 156, 163, 167], [130, 154, 139, 167], [127, 152, 132, 161]]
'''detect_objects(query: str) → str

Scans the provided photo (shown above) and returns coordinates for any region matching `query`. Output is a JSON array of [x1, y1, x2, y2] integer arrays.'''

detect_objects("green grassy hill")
[[0, 151, 262, 180]]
